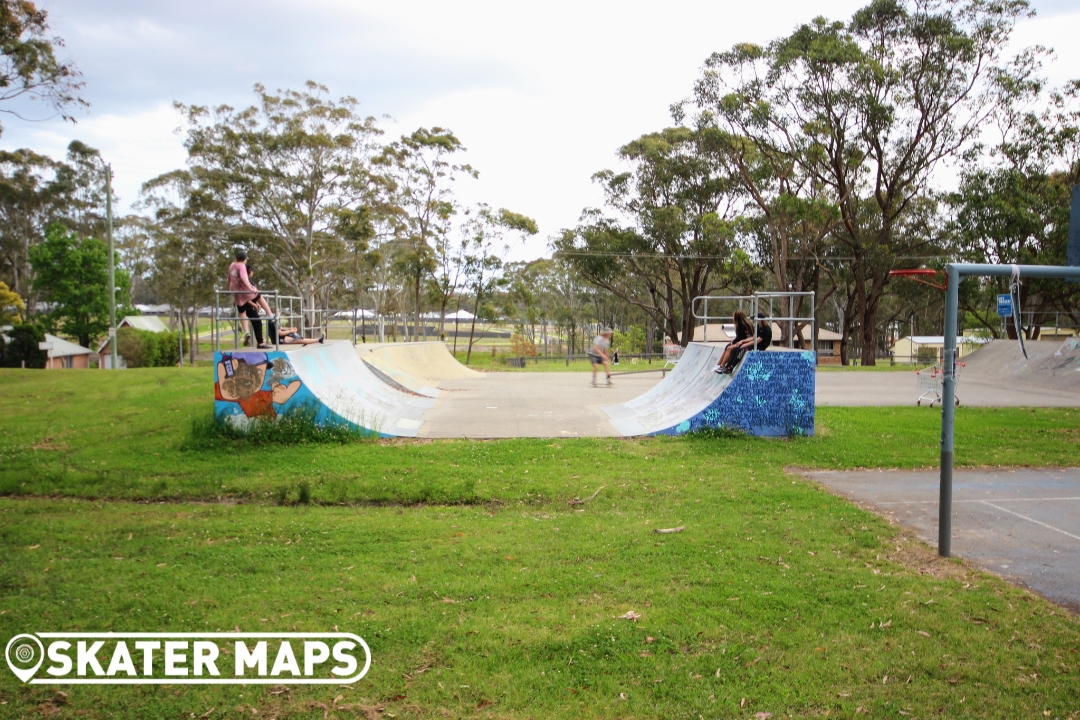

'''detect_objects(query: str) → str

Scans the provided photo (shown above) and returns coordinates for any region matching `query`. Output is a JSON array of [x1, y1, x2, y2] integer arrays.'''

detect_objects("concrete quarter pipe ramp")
[[214, 343, 435, 437], [602, 344, 816, 437]]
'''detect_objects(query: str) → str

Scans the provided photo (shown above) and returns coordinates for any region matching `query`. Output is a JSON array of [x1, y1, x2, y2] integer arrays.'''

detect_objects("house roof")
[[39, 334, 92, 358], [94, 315, 170, 353], [120, 316, 168, 333]]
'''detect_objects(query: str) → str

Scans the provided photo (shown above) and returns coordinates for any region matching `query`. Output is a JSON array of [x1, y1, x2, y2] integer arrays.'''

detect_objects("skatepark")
[[214, 337, 1080, 439]]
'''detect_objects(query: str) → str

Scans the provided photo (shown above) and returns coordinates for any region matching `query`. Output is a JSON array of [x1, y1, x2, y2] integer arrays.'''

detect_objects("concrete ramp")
[[961, 338, 1080, 392], [602, 343, 816, 437], [357, 342, 482, 396], [603, 343, 732, 435], [213, 342, 435, 437]]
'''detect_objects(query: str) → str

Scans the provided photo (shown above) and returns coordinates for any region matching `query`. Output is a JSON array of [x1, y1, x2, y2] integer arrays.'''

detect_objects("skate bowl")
[[603, 344, 816, 437], [213, 342, 436, 437], [960, 338, 1080, 392]]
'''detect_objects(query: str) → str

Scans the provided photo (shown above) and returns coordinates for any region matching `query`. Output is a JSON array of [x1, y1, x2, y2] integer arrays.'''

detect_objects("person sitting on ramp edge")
[[713, 312, 772, 374], [588, 328, 614, 387], [278, 322, 325, 346], [712, 309, 753, 374]]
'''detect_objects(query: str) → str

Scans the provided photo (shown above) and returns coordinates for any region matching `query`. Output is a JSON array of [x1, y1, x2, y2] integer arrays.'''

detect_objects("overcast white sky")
[[2, 0, 1078, 260]]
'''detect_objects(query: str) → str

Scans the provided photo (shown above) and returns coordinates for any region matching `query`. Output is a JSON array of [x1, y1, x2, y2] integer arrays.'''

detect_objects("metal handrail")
[[692, 291, 816, 350], [214, 290, 303, 352]]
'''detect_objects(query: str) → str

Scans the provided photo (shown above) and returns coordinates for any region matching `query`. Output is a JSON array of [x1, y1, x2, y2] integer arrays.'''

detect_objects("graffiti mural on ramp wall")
[[214, 351, 325, 430], [672, 350, 816, 437]]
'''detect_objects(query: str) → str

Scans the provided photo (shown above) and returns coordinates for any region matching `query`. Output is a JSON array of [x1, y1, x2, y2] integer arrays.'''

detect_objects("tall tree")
[[461, 205, 537, 363], [175, 82, 381, 319], [0, 0, 85, 131], [377, 127, 475, 341], [693, 0, 1031, 363], [556, 126, 756, 347], [29, 224, 132, 348], [139, 169, 234, 364]]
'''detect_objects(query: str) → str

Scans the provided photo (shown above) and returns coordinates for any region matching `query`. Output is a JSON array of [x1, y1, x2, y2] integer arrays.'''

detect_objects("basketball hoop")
[[889, 268, 947, 290]]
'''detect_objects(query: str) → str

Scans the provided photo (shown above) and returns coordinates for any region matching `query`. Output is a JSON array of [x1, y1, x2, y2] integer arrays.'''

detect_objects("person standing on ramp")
[[588, 328, 614, 387]]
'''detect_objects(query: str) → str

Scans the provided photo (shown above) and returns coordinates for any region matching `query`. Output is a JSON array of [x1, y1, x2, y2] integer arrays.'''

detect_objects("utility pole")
[[106, 164, 117, 371]]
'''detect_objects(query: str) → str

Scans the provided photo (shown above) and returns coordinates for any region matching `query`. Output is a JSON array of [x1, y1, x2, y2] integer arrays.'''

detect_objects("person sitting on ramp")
[[713, 312, 772, 374], [588, 328, 614, 387], [278, 322, 325, 346]]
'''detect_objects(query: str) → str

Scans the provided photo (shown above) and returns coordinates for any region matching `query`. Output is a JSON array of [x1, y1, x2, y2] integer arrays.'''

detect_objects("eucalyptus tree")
[[139, 169, 236, 363], [461, 205, 537, 363], [950, 67, 1080, 337], [0, 147, 57, 300], [555, 126, 755, 347], [377, 127, 475, 340], [0, 0, 85, 130], [174, 82, 382, 319], [693, 0, 1033, 363]]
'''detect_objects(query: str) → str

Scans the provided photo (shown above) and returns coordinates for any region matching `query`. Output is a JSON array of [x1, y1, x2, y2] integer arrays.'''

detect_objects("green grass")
[[1, 368, 1079, 718]]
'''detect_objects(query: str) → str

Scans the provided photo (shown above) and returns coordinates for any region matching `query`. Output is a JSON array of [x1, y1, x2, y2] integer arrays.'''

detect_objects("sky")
[[2, 0, 1078, 261]]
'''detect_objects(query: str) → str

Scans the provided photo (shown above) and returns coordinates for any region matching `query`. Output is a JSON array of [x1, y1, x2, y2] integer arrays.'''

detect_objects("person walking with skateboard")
[[588, 328, 614, 387]]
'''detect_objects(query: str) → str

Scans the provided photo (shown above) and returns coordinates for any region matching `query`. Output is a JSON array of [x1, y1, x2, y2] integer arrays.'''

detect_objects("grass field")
[[1, 367, 1078, 718]]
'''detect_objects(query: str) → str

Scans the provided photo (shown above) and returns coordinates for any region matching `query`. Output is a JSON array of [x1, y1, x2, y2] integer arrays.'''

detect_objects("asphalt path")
[[803, 468, 1080, 611]]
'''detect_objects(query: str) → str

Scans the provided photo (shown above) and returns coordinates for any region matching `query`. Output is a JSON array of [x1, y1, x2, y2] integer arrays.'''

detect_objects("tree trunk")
[[465, 294, 480, 364]]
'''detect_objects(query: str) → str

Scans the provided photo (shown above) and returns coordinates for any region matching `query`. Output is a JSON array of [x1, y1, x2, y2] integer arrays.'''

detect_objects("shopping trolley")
[[915, 361, 965, 407], [662, 343, 684, 369]]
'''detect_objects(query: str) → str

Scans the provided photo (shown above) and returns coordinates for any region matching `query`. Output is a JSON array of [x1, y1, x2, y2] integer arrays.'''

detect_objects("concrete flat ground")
[[803, 468, 1080, 611], [418, 371, 664, 438], [815, 372, 1080, 406]]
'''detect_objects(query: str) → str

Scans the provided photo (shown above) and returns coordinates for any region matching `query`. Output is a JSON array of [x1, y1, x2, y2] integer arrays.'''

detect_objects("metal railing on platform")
[[213, 290, 303, 352], [692, 291, 816, 351]]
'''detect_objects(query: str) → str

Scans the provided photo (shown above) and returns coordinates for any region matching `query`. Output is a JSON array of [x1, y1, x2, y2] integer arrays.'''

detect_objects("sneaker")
[[318, 334, 325, 344], [711, 364, 723, 374], [591, 380, 597, 387], [243, 333, 252, 347]]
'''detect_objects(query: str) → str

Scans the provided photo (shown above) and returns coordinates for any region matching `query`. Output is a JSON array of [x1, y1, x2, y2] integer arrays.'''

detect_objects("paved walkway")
[[803, 468, 1080, 611]]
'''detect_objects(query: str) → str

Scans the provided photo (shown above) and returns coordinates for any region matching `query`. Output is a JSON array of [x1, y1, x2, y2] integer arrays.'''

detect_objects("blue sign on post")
[[997, 293, 1013, 317]]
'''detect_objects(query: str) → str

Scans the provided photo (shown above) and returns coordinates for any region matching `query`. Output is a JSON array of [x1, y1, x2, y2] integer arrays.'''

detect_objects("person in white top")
[[587, 328, 614, 387]]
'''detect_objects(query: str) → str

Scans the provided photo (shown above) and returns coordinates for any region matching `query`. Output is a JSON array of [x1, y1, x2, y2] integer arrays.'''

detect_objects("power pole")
[[106, 164, 117, 370]]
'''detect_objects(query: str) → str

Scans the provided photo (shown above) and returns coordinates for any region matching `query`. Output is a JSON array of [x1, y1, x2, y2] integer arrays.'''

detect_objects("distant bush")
[[613, 325, 646, 354], [0, 323, 47, 368], [509, 333, 537, 357], [116, 328, 180, 368]]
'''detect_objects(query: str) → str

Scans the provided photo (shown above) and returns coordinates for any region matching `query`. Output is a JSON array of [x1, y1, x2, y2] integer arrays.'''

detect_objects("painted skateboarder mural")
[[215, 352, 301, 420]]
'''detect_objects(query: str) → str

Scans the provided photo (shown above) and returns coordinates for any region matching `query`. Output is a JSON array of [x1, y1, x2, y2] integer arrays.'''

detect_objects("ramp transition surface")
[[602, 343, 816, 437], [960, 338, 1080, 393]]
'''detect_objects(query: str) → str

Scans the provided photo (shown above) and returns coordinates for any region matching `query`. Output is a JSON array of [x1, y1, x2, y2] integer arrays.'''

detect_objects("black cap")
[[235, 248, 247, 261], [757, 312, 767, 319]]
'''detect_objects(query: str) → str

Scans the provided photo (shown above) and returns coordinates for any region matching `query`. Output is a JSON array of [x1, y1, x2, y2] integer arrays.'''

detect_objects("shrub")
[[613, 325, 646, 354], [0, 323, 47, 368], [509, 333, 537, 357], [156, 331, 180, 367], [116, 328, 179, 368]]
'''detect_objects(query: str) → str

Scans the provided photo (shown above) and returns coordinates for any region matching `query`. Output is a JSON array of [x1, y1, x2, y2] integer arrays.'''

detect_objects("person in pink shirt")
[[228, 249, 274, 349]]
